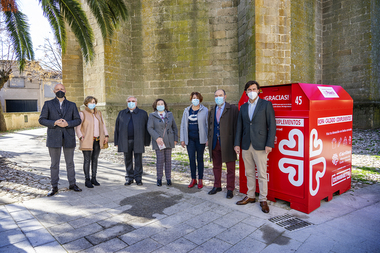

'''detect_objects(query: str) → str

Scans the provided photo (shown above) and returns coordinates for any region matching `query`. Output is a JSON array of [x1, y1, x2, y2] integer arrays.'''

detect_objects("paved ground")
[[0, 128, 379, 253]]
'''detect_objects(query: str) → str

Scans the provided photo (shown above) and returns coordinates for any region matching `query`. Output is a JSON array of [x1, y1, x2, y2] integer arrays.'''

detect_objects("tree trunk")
[[0, 104, 6, 132], [0, 72, 10, 132]]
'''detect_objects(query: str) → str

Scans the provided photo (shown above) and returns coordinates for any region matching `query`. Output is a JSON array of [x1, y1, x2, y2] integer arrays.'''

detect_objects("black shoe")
[[47, 187, 58, 197], [167, 179, 172, 186], [124, 179, 134, 186], [69, 184, 82, 192], [136, 181, 143, 186], [208, 187, 222, 195], [91, 178, 100, 186], [85, 179, 94, 188], [226, 190, 233, 199], [157, 179, 162, 186]]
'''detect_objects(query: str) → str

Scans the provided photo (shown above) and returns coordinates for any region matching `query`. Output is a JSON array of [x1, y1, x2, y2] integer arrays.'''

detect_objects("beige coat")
[[76, 107, 107, 151]]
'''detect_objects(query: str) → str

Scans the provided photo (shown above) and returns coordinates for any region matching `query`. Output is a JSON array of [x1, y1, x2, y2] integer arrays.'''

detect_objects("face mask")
[[215, 97, 224, 106], [248, 91, 258, 100], [192, 99, 200, 106], [157, 105, 165, 112], [128, 102, 136, 109], [88, 103, 96, 110], [56, 90, 65, 98]]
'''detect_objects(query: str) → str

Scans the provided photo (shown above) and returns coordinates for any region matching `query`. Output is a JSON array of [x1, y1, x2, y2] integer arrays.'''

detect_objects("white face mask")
[[248, 91, 258, 100], [192, 99, 200, 106], [88, 103, 96, 110]]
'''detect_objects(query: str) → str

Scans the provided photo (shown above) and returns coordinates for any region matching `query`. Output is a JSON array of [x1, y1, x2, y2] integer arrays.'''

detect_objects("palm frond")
[[57, 0, 94, 62], [39, 0, 66, 55], [105, 0, 128, 22], [83, 0, 128, 42], [3, 10, 34, 71], [83, 0, 113, 41]]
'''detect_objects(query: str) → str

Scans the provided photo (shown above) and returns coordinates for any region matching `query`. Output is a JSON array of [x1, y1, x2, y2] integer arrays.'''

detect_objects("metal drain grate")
[[269, 214, 313, 231]]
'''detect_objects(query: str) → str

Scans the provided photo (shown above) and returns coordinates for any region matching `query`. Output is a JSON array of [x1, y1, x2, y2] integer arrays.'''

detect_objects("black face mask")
[[56, 91, 65, 98]]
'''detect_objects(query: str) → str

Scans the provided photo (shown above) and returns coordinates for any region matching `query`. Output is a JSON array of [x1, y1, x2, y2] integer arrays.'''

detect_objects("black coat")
[[39, 98, 81, 148], [114, 107, 150, 153]]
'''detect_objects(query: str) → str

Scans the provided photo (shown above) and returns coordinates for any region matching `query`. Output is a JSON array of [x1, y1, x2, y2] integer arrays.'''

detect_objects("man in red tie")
[[207, 89, 239, 199]]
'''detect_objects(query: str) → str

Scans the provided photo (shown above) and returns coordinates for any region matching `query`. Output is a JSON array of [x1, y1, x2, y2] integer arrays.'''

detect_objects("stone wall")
[[3, 112, 41, 131], [291, 0, 322, 84], [62, 25, 84, 106], [322, 0, 380, 128], [63, 0, 379, 130], [237, 0, 255, 95], [79, 0, 242, 139]]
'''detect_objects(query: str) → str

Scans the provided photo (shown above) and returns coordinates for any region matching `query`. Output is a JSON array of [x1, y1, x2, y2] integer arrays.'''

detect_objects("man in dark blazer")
[[39, 83, 82, 197], [208, 89, 239, 199], [114, 96, 150, 186], [234, 81, 276, 213]]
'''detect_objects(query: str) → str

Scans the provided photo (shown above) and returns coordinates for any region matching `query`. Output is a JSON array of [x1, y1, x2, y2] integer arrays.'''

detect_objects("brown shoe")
[[260, 201, 270, 213], [236, 196, 256, 205]]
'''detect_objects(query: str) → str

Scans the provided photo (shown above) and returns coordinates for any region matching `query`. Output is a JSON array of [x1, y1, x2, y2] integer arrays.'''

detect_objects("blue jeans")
[[187, 137, 205, 180]]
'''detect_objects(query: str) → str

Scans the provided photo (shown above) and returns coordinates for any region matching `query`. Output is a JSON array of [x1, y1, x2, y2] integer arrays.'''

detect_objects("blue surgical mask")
[[157, 105, 165, 112], [88, 103, 96, 110], [128, 102, 136, 109], [215, 97, 224, 106], [192, 99, 200, 106]]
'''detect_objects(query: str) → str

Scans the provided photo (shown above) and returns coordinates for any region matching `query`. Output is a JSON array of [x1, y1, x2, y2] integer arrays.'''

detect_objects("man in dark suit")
[[208, 89, 239, 199], [39, 83, 82, 197], [114, 96, 150, 186], [234, 81, 276, 213]]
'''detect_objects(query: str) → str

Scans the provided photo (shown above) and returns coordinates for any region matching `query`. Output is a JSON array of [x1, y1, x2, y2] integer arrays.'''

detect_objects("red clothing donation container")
[[238, 83, 353, 213]]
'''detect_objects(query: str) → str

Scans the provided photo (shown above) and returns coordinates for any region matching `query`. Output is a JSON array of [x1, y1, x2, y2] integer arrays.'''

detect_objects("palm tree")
[[0, 0, 128, 74], [0, 0, 128, 131]]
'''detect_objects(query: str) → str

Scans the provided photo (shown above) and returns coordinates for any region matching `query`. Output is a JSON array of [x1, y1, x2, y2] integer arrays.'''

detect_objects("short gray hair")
[[215, 89, 226, 95], [126, 96, 137, 102]]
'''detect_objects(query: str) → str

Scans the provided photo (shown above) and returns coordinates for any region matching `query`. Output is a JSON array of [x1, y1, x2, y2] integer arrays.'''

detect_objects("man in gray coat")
[[114, 96, 150, 186], [234, 81, 276, 213], [39, 83, 82, 196]]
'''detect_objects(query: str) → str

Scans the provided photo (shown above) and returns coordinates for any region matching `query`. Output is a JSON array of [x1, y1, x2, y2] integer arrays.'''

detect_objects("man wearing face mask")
[[234, 81, 276, 213], [208, 89, 239, 199], [114, 96, 150, 186], [39, 83, 82, 196]]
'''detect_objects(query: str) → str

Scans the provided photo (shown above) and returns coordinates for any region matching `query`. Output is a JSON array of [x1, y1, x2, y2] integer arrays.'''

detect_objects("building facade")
[[62, 0, 380, 138]]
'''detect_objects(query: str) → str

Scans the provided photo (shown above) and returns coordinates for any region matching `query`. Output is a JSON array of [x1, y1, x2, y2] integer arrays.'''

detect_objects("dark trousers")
[[82, 140, 101, 179], [48, 147, 76, 187], [212, 140, 235, 191], [124, 139, 143, 182], [186, 137, 205, 180]]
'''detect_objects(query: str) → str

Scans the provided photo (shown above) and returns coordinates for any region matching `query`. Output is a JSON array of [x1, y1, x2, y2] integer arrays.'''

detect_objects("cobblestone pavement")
[[1, 128, 379, 203]]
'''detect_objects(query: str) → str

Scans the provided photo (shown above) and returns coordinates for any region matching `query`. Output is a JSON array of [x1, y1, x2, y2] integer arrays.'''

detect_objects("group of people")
[[39, 80, 276, 213]]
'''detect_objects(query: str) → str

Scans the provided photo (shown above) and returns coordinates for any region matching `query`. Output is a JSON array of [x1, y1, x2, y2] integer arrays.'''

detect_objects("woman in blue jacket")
[[180, 92, 208, 189]]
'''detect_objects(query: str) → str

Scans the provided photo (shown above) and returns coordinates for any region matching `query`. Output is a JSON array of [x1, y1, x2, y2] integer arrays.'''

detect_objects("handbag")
[[158, 115, 168, 150], [103, 142, 109, 149]]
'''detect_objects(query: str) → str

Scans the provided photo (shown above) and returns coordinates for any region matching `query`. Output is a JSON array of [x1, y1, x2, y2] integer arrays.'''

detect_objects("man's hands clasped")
[[54, 119, 68, 127]]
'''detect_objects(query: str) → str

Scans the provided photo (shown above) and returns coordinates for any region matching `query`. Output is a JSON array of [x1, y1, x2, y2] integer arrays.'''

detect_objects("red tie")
[[160, 114, 164, 120], [216, 107, 221, 123]]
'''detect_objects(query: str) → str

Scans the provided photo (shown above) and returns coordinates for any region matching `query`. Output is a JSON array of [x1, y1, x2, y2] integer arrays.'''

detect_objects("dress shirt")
[[216, 102, 226, 123], [248, 97, 259, 121]]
